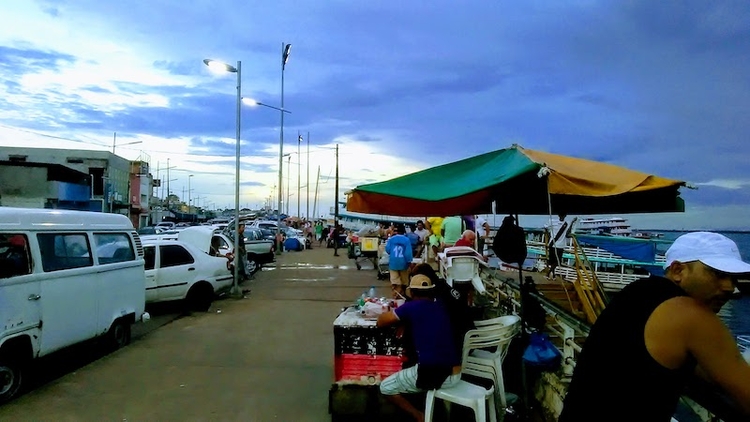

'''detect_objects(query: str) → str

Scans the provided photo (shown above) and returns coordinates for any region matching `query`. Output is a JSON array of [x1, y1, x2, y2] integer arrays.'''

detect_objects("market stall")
[[329, 300, 405, 420]]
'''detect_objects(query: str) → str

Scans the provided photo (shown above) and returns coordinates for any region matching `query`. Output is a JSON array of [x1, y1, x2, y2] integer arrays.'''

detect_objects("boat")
[[574, 216, 633, 236]]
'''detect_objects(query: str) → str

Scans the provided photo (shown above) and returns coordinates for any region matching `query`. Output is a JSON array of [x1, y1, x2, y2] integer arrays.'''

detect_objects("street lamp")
[[277, 42, 292, 254], [203, 58, 242, 297]]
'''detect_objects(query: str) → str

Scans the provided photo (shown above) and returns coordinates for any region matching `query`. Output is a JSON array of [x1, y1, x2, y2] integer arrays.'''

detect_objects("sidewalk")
[[0, 247, 389, 422]]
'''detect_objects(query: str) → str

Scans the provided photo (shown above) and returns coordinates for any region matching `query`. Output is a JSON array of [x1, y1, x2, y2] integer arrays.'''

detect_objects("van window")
[[95, 233, 135, 264], [143, 246, 155, 270], [159, 245, 194, 268], [38, 233, 93, 272], [0, 234, 32, 278]]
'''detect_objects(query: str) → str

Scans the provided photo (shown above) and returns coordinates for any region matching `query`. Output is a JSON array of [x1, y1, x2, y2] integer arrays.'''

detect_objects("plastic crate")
[[334, 354, 404, 384]]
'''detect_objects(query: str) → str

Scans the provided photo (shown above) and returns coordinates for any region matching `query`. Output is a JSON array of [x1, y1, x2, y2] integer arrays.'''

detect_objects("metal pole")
[[334, 144, 339, 256], [287, 155, 291, 215], [232, 60, 242, 296], [297, 132, 301, 219], [276, 42, 289, 255], [306, 131, 310, 220]]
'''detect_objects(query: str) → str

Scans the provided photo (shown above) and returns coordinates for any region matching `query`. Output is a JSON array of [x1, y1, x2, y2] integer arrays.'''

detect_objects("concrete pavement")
[[0, 247, 390, 422]]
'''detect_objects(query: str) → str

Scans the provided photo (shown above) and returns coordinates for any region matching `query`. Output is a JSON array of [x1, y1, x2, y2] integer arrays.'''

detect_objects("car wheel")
[[107, 318, 131, 351], [186, 284, 213, 312], [247, 257, 258, 274], [0, 357, 23, 404]]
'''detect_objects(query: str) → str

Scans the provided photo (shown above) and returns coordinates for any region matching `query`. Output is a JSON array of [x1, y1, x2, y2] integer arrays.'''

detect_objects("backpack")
[[492, 216, 527, 264]]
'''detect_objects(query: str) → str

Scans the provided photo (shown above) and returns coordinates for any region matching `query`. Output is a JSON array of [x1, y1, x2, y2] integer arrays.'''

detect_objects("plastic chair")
[[425, 381, 496, 422], [466, 315, 521, 417], [424, 324, 517, 422], [444, 256, 486, 294]]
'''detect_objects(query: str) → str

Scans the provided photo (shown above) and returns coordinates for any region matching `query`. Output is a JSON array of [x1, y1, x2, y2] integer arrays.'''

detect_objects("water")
[[658, 231, 750, 337]]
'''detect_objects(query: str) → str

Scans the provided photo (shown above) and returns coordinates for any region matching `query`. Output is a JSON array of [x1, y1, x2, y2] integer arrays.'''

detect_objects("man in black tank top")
[[559, 232, 750, 421]]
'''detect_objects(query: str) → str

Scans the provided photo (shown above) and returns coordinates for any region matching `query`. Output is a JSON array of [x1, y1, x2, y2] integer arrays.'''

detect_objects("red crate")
[[334, 353, 403, 385]]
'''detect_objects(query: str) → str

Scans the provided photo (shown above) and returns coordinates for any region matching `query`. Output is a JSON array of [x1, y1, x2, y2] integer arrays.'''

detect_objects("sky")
[[0, 0, 748, 230]]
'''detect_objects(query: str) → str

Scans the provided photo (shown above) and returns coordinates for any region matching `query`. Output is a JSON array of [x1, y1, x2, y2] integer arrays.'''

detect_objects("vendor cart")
[[329, 306, 405, 421], [348, 236, 380, 271]]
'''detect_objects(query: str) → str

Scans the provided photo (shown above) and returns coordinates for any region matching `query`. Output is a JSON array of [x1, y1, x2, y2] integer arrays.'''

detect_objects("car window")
[[0, 233, 32, 278], [144, 246, 156, 270], [159, 244, 194, 268], [38, 233, 93, 272], [95, 233, 135, 264]]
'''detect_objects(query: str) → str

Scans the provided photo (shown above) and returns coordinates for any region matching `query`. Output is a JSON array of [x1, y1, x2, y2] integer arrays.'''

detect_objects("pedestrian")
[[377, 274, 462, 422], [559, 232, 750, 421], [544, 213, 574, 279], [228, 222, 250, 282], [332, 223, 341, 257], [385, 224, 413, 298]]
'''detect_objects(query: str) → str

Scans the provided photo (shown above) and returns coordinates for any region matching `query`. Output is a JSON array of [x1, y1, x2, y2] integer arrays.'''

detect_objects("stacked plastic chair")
[[424, 315, 521, 422]]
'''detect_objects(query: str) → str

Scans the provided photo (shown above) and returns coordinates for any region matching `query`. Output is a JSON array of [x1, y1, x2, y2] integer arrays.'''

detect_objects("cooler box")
[[360, 237, 379, 253]]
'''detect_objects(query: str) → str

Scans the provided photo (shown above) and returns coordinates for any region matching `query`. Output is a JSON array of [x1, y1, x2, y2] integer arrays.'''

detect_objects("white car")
[[142, 239, 234, 311]]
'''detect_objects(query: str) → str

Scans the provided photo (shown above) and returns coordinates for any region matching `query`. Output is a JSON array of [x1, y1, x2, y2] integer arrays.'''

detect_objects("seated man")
[[378, 275, 462, 422], [453, 230, 476, 248]]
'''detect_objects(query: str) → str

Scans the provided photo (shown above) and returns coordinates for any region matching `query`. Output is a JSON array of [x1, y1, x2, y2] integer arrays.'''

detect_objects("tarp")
[[347, 144, 687, 216], [576, 234, 659, 264]]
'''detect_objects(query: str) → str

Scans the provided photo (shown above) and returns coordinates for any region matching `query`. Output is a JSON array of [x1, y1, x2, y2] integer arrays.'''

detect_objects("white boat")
[[574, 216, 633, 236]]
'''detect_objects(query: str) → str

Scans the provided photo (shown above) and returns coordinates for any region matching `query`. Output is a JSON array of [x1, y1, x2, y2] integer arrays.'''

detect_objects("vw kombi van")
[[0, 208, 147, 403]]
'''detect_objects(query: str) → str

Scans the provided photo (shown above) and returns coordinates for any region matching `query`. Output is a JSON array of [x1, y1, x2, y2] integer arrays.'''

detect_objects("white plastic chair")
[[466, 315, 521, 418], [425, 381, 496, 422], [424, 323, 518, 422], [444, 256, 487, 294]]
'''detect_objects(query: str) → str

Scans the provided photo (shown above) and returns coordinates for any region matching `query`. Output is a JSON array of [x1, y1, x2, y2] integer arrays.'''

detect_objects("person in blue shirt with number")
[[386, 224, 413, 298]]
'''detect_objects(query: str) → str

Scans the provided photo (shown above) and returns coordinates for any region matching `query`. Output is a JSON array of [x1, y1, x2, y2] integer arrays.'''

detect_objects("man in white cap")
[[560, 232, 750, 421], [377, 274, 462, 422]]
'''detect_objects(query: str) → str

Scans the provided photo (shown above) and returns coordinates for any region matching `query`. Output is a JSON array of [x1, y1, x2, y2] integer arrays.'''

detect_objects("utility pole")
[[297, 132, 301, 218], [306, 131, 310, 219], [313, 165, 320, 218], [334, 145, 339, 222], [333, 144, 339, 256]]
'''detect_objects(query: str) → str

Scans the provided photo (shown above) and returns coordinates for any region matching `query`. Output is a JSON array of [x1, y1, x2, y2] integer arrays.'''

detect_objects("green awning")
[[347, 144, 686, 217]]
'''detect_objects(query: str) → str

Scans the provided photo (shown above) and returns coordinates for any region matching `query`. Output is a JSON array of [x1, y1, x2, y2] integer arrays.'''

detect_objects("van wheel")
[[107, 319, 131, 351], [187, 285, 213, 312], [0, 358, 22, 404]]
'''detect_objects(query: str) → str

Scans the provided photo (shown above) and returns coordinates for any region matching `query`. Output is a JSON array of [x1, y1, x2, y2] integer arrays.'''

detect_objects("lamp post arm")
[[257, 102, 291, 114]]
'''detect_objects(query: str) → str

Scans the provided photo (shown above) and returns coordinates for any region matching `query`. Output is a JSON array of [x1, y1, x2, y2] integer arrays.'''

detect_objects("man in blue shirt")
[[378, 274, 462, 422], [386, 224, 413, 298]]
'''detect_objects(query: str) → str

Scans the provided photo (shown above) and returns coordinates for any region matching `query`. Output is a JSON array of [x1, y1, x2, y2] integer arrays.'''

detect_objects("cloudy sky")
[[0, 1, 748, 230]]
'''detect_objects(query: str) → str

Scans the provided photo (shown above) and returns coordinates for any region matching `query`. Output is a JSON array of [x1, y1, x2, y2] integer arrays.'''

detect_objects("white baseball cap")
[[664, 232, 750, 274]]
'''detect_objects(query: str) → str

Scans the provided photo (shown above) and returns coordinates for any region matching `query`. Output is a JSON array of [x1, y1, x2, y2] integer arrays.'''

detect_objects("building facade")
[[0, 146, 154, 228]]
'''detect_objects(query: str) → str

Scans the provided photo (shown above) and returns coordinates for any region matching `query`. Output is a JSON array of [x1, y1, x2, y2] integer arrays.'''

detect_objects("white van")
[[0, 207, 148, 403]]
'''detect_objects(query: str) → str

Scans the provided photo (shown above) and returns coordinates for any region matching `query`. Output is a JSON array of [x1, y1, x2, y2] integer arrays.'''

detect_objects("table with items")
[[329, 296, 407, 419]]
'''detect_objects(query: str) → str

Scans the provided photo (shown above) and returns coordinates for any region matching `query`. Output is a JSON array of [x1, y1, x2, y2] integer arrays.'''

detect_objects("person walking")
[[385, 224, 414, 298]]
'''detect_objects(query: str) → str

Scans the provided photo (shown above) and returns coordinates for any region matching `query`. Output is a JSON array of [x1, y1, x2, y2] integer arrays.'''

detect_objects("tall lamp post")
[[277, 42, 292, 254], [203, 58, 242, 297]]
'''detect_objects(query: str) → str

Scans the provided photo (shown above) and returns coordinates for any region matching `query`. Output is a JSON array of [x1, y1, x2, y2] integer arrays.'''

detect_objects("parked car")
[[155, 221, 176, 229], [142, 239, 234, 311], [221, 227, 275, 270], [137, 226, 164, 236], [181, 226, 273, 274]]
